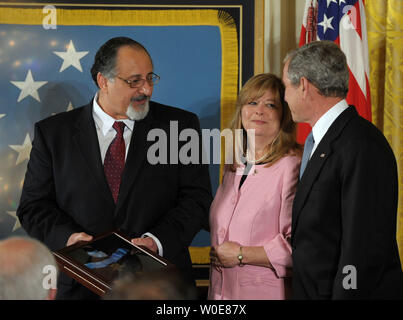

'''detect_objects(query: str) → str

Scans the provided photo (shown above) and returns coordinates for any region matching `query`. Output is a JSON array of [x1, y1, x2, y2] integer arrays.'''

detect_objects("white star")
[[9, 134, 32, 165], [339, 0, 346, 4], [6, 211, 21, 232], [10, 70, 48, 102], [318, 14, 335, 34], [66, 101, 74, 111], [52, 101, 74, 115], [54, 40, 89, 72], [327, 0, 338, 7]]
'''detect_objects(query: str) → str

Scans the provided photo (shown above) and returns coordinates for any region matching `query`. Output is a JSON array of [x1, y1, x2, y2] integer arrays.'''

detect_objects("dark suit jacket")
[[292, 106, 403, 299], [17, 100, 212, 299]]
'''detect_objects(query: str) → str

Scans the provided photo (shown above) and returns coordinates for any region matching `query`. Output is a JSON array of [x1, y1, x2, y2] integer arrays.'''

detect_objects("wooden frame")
[[54, 230, 174, 296], [254, 0, 265, 75]]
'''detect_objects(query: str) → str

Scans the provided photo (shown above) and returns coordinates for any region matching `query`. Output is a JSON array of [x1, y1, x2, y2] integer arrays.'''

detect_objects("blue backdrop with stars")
[[0, 24, 222, 246]]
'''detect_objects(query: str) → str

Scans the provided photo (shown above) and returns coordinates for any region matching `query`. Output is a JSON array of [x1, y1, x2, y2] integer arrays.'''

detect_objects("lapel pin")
[[320, 153, 326, 158]]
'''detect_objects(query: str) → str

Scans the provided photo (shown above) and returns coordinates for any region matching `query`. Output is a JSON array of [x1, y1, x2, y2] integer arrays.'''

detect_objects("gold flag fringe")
[[189, 246, 211, 264], [1, 7, 239, 263]]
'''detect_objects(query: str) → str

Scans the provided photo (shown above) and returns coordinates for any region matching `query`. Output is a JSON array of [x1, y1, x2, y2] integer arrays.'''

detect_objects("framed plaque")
[[53, 230, 174, 296]]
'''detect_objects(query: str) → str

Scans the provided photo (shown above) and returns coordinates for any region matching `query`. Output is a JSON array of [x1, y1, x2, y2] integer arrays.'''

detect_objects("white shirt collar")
[[312, 99, 349, 148], [92, 92, 134, 136]]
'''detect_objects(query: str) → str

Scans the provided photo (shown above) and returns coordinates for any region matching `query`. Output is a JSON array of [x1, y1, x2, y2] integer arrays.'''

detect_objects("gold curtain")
[[366, 0, 403, 265]]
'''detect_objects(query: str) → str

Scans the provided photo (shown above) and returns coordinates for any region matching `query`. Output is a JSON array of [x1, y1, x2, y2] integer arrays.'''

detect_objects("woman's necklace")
[[245, 149, 267, 164], [245, 133, 279, 165]]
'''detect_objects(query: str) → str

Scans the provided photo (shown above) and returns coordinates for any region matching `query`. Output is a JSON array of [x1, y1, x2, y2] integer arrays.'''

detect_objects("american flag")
[[297, 0, 371, 143]]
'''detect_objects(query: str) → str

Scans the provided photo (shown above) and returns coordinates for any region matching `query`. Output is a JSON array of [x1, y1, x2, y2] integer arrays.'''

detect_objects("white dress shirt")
[[309, 99, 349, 159], [93, 95, 134, 163], [92, 95, 163, 256]]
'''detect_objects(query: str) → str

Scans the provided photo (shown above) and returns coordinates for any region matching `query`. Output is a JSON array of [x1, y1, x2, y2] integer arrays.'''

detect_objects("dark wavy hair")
[[90, 37, 152, 88]]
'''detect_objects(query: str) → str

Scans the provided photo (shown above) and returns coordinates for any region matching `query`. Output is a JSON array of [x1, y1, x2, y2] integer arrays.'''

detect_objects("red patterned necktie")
[[104, 121, 126, 203]]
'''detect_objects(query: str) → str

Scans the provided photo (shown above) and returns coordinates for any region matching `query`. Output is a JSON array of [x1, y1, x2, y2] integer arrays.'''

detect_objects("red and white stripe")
[[297, 0, 372, 143], [339, 0, 372, 121]]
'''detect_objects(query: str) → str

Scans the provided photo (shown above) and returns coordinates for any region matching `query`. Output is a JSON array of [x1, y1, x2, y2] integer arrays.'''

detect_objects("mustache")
[[131, 95, 149, 102]]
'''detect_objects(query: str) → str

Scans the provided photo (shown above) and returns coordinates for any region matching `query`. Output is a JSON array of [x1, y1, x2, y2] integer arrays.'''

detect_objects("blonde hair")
[[229, 73, 301, 171]]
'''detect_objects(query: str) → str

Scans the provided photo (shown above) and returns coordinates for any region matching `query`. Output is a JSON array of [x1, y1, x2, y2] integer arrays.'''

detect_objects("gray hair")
[[284, 40, 349, 98], [0, 237, 58, 300]]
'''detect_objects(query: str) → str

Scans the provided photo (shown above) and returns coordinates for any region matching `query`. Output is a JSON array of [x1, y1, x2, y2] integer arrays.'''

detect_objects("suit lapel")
[[292, 106, 358, 234], [73, 103, 115, 205], [115, 105, 155, 213]]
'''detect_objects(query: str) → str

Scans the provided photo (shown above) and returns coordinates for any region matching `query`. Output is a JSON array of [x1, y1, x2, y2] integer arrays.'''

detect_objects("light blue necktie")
[[299, 132, 315, 179]]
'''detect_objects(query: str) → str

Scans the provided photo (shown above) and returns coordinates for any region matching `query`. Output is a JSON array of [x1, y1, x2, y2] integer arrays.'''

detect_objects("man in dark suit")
[[17, 37, 212, 299], [283, 40, 403, 299]]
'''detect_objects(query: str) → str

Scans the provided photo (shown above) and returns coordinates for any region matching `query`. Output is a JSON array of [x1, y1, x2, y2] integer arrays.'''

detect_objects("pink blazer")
[[208, 155, 300, 300]]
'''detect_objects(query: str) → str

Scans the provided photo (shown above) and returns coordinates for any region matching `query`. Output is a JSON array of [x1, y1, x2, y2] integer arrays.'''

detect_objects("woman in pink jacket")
[[209, 73, 301, 300]]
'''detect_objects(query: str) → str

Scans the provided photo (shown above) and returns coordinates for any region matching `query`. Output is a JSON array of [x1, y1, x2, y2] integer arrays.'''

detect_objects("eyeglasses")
[[117, 72, 160, 88]]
